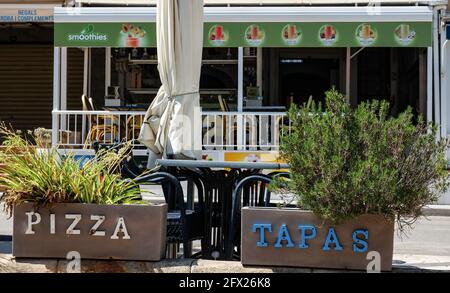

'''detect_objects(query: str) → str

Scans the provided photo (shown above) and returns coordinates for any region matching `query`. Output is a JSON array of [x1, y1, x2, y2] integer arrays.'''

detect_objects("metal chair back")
[[225, 172, 291, 260]]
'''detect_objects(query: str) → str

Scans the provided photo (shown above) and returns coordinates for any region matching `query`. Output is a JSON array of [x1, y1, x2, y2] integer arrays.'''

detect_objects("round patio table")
[[155, 159, 289, 260]]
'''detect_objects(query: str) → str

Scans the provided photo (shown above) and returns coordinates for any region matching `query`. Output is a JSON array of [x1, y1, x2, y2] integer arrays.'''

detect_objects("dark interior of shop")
[[85, 46, 427, 120], [356, 47, 425, 118], [261, 47, 426, 119], [278, 58, 339, 107]]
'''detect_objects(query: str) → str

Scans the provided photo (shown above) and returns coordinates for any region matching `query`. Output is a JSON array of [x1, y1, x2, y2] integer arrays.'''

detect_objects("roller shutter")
[[0, 44, 53, 131], [0, 45, 84, 132]]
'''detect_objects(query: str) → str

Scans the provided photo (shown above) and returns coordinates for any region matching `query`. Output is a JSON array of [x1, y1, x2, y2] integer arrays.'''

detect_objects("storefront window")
[[110, 47, 159, 106], [108, 47, 240, 110], [200, 48, 238, 111]]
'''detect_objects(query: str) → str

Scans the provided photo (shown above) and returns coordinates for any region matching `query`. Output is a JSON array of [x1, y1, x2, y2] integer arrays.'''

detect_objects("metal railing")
[[52, 110, 290, 150], [202, 111, 290, 151]]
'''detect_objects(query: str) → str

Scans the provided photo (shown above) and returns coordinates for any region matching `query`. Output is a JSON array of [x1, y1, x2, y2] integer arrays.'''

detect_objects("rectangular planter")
[[241, 207, 394, 271], [13, 202, 167, 261]]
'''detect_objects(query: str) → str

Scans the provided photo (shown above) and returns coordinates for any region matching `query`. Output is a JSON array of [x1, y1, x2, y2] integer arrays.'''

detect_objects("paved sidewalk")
[[393, 254, 450, 271], [0, 252, 449, 273], [422, 205, 450, 216]]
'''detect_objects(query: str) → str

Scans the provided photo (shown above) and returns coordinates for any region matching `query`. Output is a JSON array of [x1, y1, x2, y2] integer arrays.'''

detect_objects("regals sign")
[[0, 8, 53, 22]]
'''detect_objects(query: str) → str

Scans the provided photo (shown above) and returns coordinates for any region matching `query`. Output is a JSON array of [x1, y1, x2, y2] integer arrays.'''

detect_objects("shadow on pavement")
[[0, 236, 12, 254]]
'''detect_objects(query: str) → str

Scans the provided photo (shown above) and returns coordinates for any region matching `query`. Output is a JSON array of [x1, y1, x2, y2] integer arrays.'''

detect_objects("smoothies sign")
[[55, 22, 431, 47], [68, 25, 107, 42], [67, 23, 146, 48], [55, 23, 156, 47]]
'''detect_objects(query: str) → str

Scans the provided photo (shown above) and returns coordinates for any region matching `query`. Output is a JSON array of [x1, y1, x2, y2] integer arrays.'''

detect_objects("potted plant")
[[240, 89, 449, 271], [0, 125, 167, 261]]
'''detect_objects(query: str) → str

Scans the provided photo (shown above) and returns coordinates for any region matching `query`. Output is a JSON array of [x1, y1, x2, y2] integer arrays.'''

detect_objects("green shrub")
[[0, 125, 143, 215], [276, 89, 449, 229]]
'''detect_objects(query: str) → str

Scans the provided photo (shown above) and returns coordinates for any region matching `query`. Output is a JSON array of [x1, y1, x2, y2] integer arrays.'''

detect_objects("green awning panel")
[[55, 21, 432, 48], [55, 23, 156, 47]]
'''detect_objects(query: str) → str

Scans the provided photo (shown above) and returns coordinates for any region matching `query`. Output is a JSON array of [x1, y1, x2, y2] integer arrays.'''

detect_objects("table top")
[[156, 159, 289, 170]]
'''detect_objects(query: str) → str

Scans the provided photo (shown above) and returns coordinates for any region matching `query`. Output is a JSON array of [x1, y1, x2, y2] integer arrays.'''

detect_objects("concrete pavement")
[[422, 205, 450, 217], [0, 252, 448, 273], [394, 216, 450, 257]]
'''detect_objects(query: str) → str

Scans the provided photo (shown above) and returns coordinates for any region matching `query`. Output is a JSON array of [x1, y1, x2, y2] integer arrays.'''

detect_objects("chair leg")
[[183, 240, 192, 258], [165, 243, 171, 258], [161, 182, 173, 208], [200, 237, 207, 258], [165, 243, 180, 259], [187, 180, 194, 210]]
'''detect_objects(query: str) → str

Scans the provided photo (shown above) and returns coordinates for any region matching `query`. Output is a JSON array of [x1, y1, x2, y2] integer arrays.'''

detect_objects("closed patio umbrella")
[[139, 0, 204, 167]]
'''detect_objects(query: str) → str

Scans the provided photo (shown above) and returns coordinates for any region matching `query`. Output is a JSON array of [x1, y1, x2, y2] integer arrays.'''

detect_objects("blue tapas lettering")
[[322, 227, 343, 251], [299, 225, 316, 248], [252, 223, 368, 253]]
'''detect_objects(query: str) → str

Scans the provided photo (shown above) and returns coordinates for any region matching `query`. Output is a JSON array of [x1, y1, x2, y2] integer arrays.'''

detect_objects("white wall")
[[445, 41, 450, 136], [441, 38, 450, 204], [438, 188, 450, 204]]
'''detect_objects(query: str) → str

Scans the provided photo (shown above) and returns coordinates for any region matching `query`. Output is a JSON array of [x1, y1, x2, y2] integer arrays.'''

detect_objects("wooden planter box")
[[13, 202, 167, 261], [241, 207, 394, 271]]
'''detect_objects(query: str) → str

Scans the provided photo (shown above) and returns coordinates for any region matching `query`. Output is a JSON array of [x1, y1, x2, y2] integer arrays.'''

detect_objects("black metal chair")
[[91, 142, 206, 258], [135, 171, 206, 258], [163, 167, 208, 257], [225, 172, 291, 260], [225, 174, 272, 260], [173, 166, 258, 260]]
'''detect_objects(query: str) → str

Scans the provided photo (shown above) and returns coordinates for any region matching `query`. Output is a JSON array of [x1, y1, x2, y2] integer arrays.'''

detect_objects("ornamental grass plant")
[[275, 89, 449, 230], [0, 124, 143, 216]]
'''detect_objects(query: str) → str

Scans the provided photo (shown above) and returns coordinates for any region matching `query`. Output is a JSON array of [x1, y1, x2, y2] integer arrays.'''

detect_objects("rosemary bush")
[[277, 89, 449, 228], [0, 125, 143, 215]]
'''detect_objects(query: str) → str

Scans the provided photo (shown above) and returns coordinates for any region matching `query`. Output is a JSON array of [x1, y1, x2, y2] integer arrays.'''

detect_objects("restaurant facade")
[[1, 0, 450, 203]]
